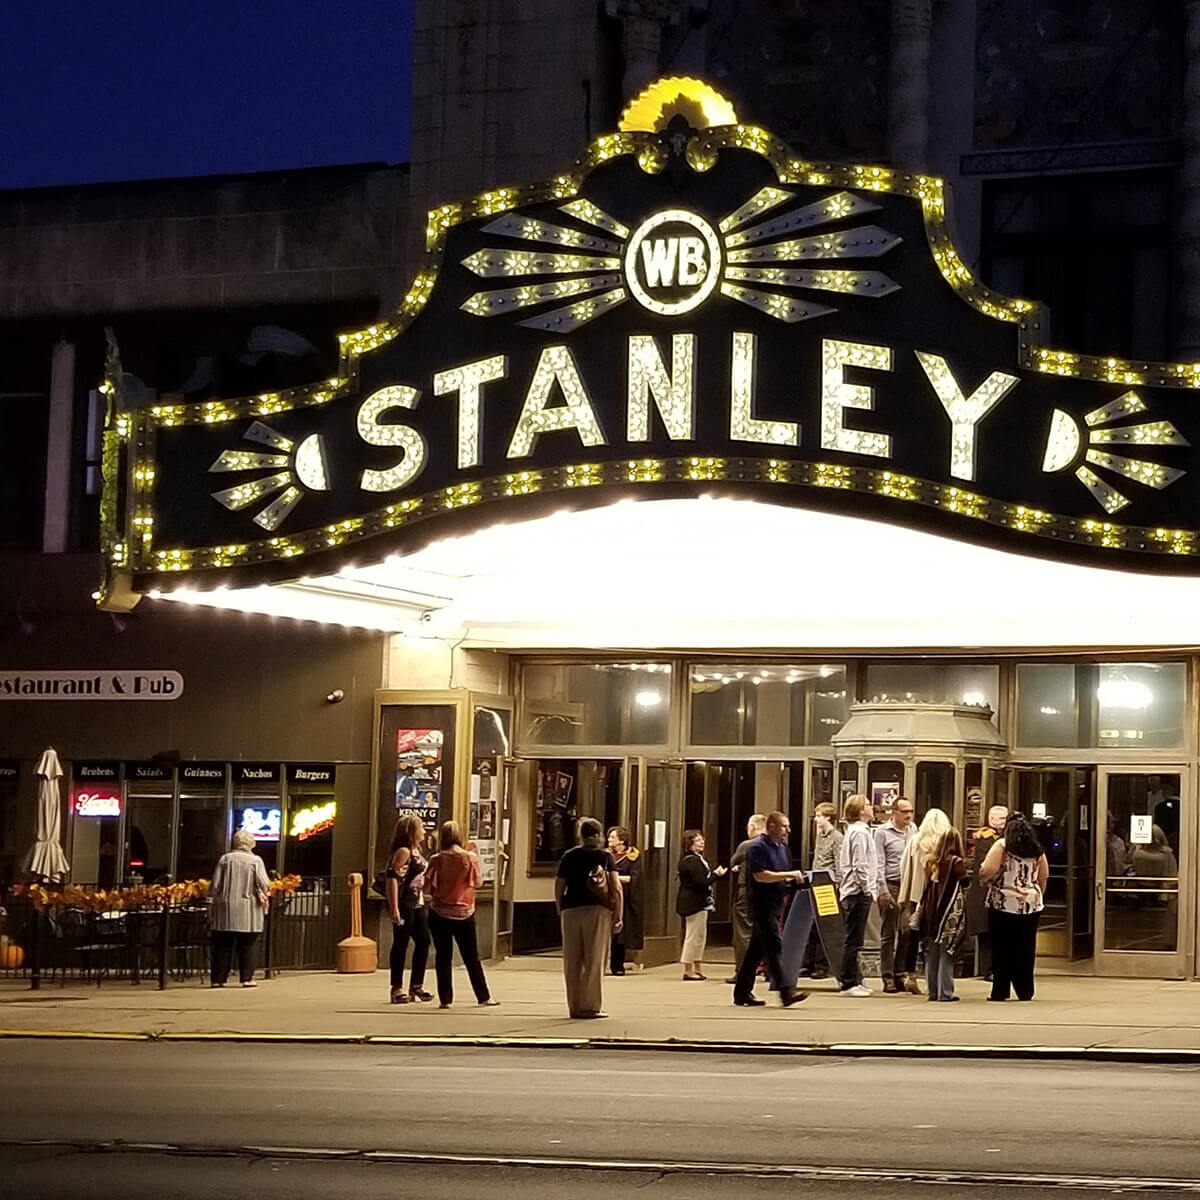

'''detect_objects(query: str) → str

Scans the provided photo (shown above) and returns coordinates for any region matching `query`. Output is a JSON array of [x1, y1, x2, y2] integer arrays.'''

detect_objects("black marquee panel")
[[100, 98, 1200, 595]]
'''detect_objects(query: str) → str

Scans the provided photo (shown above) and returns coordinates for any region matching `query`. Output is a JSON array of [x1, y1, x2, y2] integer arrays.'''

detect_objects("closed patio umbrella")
[[22, 748, 69, 882]]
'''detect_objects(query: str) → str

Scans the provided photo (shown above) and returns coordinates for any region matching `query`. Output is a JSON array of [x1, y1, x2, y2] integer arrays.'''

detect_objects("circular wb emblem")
[[624, 208, 722, 316]]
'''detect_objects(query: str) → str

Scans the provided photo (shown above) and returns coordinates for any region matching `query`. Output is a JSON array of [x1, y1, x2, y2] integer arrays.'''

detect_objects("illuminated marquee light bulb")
[[209, 451, 288, 472], [460, 249, 620, 277], [518, 288, 628, 333], [1089, 420, 1188, 447], [1042, 410, 1083, 472], [507, 345, 607, 457], [253, 486, 303, 531], [722, 265, 899, 297], [357, 386, 428, 493], [1074, 466, 1130, 514], [434, 356, 508, 469], [821, 339, 893, 459], [719, 282, 836, 324], [481, 214, 621, 254], [726, 225, 901, 265], [729, 332, 799, 447], [211, 472, 292, 511], [293, 434, 329, 491], [558, 198, 630, 239], [1085, 391, 1147, 426], [626, 334, 696, 442], [1084, 450, 1185, 490], [461, 273, 623, 317], [914, 351, 1018, 482], [244, 421, 293, 452], [722, 190, 882, 249], [718, 186, 795, 234]]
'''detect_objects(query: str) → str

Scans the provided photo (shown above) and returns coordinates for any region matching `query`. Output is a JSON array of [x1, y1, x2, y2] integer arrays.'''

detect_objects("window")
[[688, 664, 849, 747], [520, 662, 671, 747], [1016, 662, 1187, 749], [865, 663, 999, 718], [0, 392, 47, 549]]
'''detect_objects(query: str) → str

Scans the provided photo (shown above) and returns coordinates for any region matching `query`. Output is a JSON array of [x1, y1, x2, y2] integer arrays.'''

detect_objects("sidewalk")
[[2, 958, 1198, 1059]]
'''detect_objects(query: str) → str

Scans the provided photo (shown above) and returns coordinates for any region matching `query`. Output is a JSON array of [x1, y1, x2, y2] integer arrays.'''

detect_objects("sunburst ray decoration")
[[460, 185, 902, 333], [209, 421, 330, 531], [1041, 391, 1188, 514]]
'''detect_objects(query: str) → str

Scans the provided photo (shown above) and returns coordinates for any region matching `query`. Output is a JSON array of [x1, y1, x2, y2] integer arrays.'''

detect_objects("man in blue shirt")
[[731, 811, 808, 1008]]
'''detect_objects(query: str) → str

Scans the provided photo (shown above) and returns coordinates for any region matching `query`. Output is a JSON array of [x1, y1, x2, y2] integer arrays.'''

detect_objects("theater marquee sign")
[[101, 78, 1200, 598]]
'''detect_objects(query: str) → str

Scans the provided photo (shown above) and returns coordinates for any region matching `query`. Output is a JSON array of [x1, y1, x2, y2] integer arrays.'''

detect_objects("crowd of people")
[[368, 796, 1052, 1018]]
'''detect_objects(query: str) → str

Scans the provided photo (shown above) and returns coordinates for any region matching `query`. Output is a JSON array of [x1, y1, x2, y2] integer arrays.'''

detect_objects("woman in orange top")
[[424, 820, 499, 1009]]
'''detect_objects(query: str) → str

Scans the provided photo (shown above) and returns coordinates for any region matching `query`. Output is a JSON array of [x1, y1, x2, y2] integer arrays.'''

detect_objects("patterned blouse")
[[985, 841, 1045, 915]]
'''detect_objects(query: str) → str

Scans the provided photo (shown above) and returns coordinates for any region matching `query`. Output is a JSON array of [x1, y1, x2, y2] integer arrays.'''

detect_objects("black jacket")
[[676, 852, 715, 917]]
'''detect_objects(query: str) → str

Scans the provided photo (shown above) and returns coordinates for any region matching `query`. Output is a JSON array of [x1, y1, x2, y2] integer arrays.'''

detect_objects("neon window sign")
[[74, 791, 122, 818], [239, 807, 282, 842], [291, 801, 336, 840]]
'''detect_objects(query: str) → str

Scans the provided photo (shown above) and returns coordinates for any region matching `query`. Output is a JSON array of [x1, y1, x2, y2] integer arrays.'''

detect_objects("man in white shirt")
[[837, 794, 878, 997]]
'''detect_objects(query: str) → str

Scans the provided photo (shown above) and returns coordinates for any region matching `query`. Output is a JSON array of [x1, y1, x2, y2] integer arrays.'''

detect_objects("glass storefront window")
[[865, 663, 999, 720], [916, 761, 954, 821], [1016, 662, 1186, 749], [125, 790, 173, 883], [530, 758, 621, 868], [521, 662, 671, 746], [688, 664, 848, 746], [867, 760, 904, 817], [178, 792, 226, 881]]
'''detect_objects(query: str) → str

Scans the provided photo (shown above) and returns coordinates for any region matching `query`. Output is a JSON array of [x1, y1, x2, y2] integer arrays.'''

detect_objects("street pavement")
[[2, 956, 1199, 1055], [2, 1041, 1200, 1196]]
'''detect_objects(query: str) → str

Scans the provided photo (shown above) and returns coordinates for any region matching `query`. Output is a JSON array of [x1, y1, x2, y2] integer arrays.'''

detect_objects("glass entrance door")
[[1095, 768, 1188, 978], [1014, 766, 1095, 961], [635, 759, 684, 965]]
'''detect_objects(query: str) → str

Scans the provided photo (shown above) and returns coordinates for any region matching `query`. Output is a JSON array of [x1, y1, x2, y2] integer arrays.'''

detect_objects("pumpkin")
[[0, 936, 24, 970]]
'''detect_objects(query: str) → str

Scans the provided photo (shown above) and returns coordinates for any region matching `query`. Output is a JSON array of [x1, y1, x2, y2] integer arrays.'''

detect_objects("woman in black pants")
[[385, 813, 432, 1004], [425, 820, 499, 1009], [979, 812, 1049, 1001]]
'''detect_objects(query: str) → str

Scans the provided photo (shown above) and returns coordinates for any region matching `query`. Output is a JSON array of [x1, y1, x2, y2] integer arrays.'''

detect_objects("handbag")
[[936, 880, 968, 955], [586, 863, 616, 910], [370, 869, 389, 898]]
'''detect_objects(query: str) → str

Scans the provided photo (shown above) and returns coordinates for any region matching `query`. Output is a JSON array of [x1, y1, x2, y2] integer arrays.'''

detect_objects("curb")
[[1, 1027, 1198, 1062]]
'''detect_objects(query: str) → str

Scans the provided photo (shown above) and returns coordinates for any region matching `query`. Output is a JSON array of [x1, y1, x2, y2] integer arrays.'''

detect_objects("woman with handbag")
[[917, 826, 969, 1002], [675, 829, 726, 981], [979, 811, 1049, 1001], [384, 813, 432, 1004], [424, 820, 499, 1009], [555, 817, 623, 1018], [895, 807, 951, 995]]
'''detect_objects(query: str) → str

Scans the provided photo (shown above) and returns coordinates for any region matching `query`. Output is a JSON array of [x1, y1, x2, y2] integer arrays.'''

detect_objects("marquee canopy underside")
[[149, 498, 1200, 651]]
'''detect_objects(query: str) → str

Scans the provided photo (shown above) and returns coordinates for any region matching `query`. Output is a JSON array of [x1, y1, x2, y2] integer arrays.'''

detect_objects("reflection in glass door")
[[1096, 769, 1188, 978], [1014, 767, 1095, 960]]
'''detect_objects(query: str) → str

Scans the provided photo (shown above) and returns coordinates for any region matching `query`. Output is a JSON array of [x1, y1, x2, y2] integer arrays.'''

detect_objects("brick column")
[[606, 0, 680, 99], [42, 339, 75, 553]]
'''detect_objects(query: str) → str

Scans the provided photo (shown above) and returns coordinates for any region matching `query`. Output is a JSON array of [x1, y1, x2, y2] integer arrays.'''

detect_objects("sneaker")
[[840, 984, 872, 997], [479, 998, 500, 1007]]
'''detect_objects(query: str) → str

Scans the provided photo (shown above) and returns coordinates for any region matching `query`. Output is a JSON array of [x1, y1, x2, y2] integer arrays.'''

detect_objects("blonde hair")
[[913, 807, 951, 871]]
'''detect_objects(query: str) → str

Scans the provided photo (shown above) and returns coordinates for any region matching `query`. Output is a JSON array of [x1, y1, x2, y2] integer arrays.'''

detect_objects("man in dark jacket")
[[725, 813, 767, 984]]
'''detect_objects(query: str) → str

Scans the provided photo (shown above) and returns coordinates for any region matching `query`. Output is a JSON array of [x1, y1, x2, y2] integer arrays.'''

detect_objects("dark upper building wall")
[[0, 554, 384, 764], [0, 163, 413, 322]]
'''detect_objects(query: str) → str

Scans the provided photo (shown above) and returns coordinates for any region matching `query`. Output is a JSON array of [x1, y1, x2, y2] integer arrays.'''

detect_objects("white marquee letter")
[[434, 355, 508, 469], [627, 334, 696, 442], [507, 345, 606, 458], [820, 338, 893, 459], [729, 332, 799, 447], [915, 350, 1018, 482], [357, 386, 427, 493]]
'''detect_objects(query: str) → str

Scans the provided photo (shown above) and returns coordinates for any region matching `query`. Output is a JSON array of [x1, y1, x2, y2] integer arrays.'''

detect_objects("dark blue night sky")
[[1, 0, 414, 191]]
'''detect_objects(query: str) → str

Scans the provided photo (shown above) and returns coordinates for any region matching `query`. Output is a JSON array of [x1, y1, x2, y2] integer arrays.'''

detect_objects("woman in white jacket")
[[894, 808, 951, 996]]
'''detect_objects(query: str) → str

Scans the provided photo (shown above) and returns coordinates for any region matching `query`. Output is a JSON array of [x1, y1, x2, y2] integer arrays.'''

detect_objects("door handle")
[[1096, 880, 1104, 901]]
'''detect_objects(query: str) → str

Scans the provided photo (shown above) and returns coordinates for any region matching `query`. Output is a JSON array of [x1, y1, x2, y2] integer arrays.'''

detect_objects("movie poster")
[[395, 728, 442, 832]]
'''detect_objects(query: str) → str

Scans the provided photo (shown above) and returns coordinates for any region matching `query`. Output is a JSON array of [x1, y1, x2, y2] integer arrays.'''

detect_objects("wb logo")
[[625, 209, 722, 316], [639, 236, 708, 288]]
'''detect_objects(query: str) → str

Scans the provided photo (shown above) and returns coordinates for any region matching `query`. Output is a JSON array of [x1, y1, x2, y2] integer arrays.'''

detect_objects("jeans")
[[389, 905, 430, 991], [839, 893, 872, 990], [210, 930, 258, 985], [879, 887, 910, 981], [733, 904, 785, 1000], [989, 909, 1039, 1000], [924, 938, 956, 1000], [428, 911, 491, 1005]]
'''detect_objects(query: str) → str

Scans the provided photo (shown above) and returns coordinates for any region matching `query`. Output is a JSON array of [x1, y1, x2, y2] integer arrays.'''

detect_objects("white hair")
[[913, 807, 951, 872], [231, 829, 256, 853]]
